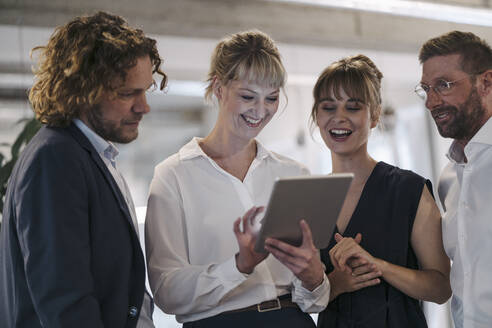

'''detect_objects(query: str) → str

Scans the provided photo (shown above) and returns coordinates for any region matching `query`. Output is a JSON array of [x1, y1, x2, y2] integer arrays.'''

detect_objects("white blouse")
[[439, 117, 492, 328], [145, 137, 330, 323]]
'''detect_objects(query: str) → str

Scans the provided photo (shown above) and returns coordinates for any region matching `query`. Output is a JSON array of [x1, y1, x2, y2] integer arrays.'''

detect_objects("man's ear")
[[478, 70, 492, 96]]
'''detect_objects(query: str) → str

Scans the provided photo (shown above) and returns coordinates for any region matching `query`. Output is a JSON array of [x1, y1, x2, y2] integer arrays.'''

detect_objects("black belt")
[[223, 294, 299, 314]]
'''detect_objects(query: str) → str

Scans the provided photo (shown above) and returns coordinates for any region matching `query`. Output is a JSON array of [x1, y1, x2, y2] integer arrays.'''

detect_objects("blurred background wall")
[[2, 1, 492, 327]]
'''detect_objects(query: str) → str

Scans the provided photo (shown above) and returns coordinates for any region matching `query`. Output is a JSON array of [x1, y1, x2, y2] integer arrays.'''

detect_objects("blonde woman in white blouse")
[[145, 30, 331, 328]]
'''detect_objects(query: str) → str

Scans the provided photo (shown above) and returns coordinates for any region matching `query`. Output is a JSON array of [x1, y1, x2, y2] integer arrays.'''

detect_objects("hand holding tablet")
[[254, 173, 354, 253], [264, 219, 326, 291], [234, 206, 268, 274]]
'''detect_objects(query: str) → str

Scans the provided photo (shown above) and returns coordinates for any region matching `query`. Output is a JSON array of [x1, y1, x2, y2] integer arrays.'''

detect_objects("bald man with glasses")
[[417, 31, 492, 328]]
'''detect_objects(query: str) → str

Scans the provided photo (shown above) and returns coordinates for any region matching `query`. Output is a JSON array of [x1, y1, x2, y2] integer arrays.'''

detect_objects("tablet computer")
[[254, 173, 353, 253]]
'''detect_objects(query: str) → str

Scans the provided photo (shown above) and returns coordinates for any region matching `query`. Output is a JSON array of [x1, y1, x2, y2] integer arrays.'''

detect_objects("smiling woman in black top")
[[312, 55, 452, 328]]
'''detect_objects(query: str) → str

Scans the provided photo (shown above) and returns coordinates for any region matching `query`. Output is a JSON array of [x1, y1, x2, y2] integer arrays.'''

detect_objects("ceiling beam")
[[1, 0, 492, 53]]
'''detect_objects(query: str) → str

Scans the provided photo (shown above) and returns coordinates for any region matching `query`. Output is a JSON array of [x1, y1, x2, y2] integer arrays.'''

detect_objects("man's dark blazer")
[[0, 123, 147, 328]]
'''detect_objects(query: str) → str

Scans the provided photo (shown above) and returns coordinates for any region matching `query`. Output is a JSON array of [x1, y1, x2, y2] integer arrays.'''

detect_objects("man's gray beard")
[[436, 87, 486, 142]]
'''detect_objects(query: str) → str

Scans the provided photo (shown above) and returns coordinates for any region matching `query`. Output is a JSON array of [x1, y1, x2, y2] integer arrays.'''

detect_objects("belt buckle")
[[257, 298, 281, 312]]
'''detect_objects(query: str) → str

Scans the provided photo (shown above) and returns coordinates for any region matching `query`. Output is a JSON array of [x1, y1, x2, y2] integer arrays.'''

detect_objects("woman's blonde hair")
[[204, 30, 285, 101], [311, 54, 383, 125], [29, 11, 167, 127]]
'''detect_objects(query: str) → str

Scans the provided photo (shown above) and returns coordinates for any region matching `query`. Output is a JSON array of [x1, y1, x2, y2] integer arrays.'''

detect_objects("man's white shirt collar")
[[446, 116, 492, 164], [73, 119, 119, 162]]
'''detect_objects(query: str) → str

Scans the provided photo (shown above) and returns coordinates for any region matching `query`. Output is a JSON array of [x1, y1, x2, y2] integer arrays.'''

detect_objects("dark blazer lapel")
[[66, 123, 137, 235]]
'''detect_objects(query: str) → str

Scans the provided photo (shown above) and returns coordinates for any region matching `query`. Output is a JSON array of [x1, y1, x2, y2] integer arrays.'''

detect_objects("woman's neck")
[[331, 150, 378, 184], [199, 124, 258, 182], [200, 125, 256, 160]]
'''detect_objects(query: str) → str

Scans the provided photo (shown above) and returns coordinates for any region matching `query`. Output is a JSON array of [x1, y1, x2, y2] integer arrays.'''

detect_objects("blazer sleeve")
[[14, 143, 104, 328]]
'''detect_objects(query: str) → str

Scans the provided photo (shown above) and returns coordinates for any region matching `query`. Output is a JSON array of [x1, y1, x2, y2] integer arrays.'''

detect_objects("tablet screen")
[[254, 173, 353, 252]]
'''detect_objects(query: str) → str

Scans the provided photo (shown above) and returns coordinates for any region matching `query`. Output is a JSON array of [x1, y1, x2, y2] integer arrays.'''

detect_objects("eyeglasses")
[[414, 76, 470, 100]]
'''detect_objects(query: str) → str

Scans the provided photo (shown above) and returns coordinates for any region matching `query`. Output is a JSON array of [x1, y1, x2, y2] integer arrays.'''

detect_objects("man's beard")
[[434, 87, 486, 142], [86, 105, 141, 144]]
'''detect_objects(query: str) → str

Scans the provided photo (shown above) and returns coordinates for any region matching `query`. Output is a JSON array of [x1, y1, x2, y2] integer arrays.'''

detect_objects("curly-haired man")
[[0, 11, 167, 328]]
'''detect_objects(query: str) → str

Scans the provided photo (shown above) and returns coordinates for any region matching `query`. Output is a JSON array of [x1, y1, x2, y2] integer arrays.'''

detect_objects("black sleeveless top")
[[317, 162, 431, 328]]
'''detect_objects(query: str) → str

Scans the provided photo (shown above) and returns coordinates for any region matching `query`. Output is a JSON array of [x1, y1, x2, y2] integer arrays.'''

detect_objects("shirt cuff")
[[291, 273, 330, 313]]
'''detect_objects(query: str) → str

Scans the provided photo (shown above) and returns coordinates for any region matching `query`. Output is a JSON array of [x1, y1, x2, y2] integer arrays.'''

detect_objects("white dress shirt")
[[439, 117, 492, 328], [145, 137, 330, 323], [73, 119, 154, 328]]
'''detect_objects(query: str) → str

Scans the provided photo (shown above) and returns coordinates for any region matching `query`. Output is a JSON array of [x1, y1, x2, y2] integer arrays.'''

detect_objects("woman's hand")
[[234, 206, 269, 274], [329, 233, 382, 273], [264, 220, 325, 291], [328, 258, 382, 301]]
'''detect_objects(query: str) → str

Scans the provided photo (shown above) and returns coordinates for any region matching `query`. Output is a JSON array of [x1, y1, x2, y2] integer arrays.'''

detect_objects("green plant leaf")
[[0, 159, 15, 212], [0, 194, 4, 214], [0, 159, 15, 189]]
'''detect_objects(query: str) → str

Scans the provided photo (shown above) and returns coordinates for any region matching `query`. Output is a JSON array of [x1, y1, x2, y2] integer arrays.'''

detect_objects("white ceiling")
[[1, 0, 492, 55]]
